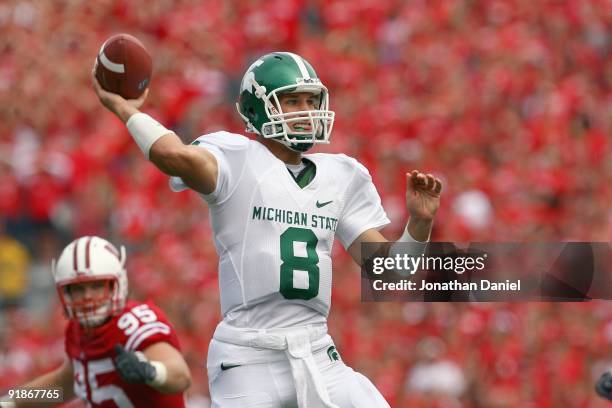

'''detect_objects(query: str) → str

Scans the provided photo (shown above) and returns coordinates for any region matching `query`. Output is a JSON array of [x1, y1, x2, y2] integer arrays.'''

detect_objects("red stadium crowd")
[[0, 0, 610, 406]]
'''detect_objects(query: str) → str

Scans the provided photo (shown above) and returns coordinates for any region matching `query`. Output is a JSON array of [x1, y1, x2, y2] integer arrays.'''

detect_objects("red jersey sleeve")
[[123, 300, 181, 353], [61, 300, 185, 408], [65, 300, 181, 360]]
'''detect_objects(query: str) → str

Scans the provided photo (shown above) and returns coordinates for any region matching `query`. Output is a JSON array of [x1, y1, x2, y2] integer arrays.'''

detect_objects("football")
[[95, 33, 152, 99]]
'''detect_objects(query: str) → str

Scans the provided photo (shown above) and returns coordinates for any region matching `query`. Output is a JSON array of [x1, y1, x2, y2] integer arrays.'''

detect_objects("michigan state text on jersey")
[[93, 51, 443, 408]]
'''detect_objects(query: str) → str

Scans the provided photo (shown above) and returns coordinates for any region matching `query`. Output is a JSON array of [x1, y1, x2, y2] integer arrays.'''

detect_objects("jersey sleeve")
[[122, 301, 181, 352], [169, 131, 250, 205], [336, 157, 390, 249]]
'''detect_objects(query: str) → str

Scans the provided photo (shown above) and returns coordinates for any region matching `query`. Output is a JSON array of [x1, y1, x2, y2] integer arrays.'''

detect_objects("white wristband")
[[396, 225, 429, 244], [148, 361, 168, 387], [126, 113, 173, 159], [389, 226, 429, 276]]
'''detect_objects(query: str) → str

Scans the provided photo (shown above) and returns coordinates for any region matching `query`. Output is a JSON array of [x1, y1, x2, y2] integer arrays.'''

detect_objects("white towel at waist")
[[213, 321, 339, 408]]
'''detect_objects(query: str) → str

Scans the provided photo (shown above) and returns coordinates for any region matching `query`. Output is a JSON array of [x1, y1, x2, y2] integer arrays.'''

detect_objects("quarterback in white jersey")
[[93, 51, 443, 408]]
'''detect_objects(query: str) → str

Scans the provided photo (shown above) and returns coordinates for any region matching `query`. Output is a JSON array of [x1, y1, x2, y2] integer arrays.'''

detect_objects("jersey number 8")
[[279, 227, 319, 300]]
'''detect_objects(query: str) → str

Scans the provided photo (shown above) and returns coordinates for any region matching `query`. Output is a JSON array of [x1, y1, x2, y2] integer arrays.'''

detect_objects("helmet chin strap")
[[271, 136, 314, 153], [287, 141, 314, 153]]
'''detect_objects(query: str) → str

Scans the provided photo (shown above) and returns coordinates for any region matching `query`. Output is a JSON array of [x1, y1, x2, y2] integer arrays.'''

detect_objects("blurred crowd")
[[0, 0, 610, 406]]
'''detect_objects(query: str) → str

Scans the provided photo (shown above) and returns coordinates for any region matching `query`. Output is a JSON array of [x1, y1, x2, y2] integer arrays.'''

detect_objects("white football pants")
[[207, 336, 390, 408]]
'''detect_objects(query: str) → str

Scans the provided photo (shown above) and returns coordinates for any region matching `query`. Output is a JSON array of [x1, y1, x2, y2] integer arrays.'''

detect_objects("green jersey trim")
[[286, 158, 316, 189]]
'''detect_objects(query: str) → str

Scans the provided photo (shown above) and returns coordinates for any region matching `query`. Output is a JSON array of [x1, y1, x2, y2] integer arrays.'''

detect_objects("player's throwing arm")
[[91, 35, 218, 196]]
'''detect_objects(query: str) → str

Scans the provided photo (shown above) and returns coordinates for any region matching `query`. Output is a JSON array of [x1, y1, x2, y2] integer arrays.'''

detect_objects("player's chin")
[[78, 317, 107, 328]]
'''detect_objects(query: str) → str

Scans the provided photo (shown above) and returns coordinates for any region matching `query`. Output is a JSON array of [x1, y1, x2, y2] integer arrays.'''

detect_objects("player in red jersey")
[[2, 236, 191, 408]]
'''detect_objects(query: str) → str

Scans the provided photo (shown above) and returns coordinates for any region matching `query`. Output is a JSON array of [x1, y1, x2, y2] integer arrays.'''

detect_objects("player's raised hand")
[[114, 344, 157, 385], [405, 170, 442, 220], [91, 69, 149, 122]]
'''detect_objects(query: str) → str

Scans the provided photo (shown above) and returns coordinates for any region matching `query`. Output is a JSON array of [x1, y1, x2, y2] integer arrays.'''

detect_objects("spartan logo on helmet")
[[236, 52, 335, 153]]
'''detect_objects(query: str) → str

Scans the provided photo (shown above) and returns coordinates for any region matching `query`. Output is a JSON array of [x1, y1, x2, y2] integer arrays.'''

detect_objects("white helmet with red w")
[[52, 236, 128, 327]]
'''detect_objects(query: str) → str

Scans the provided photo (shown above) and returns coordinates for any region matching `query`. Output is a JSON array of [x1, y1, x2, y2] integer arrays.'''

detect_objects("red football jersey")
[[65, 300, 185, 408]]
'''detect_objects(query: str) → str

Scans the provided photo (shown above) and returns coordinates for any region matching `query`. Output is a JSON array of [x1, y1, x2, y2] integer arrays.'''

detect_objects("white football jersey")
[[170, 132, 389, 329]]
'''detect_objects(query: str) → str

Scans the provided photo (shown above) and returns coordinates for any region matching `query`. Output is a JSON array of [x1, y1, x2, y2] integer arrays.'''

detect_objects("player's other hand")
[[114, 344, 157, 385], [91, 69, 149, 122], [596, 370, 612, 400], [406, 170, 442, 221]]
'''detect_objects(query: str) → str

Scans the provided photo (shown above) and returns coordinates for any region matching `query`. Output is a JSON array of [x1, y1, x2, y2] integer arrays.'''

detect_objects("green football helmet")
[[236, 52, 335, 152]]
